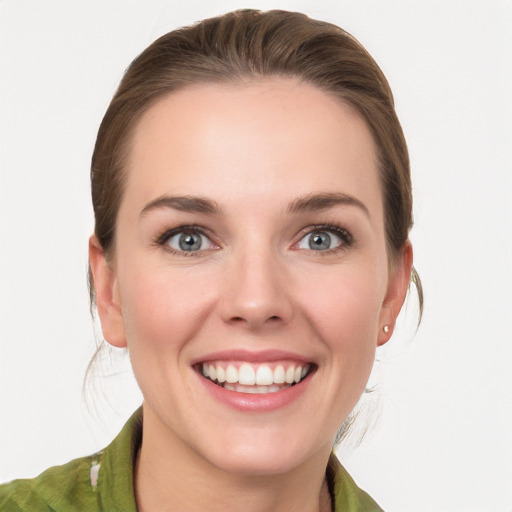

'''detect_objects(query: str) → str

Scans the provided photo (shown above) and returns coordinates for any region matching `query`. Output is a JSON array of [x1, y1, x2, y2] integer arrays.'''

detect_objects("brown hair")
[[90, 9, 421, 309]]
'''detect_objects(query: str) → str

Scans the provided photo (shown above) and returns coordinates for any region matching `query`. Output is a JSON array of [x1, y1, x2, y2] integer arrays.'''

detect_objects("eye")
[[297, 227, 349, 251], [164, 229, 215, 253]]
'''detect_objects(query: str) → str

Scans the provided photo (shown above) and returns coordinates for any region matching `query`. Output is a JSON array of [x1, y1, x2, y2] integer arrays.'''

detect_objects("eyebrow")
[[287, 192, 370, 217], [139, 191, 369, 219], [140, 195, 223, 218]]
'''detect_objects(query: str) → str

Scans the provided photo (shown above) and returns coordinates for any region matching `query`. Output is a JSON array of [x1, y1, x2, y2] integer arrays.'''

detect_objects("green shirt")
[[0, 409, 383, 511]]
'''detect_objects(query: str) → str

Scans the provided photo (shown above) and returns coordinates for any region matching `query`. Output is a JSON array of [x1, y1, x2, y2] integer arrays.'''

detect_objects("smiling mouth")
[[197, 362, 313, 394]]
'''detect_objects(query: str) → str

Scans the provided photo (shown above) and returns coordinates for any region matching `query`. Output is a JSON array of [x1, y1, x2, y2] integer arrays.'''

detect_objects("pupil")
[[309, 232, 331, 250], [179, 233, 201, 251]]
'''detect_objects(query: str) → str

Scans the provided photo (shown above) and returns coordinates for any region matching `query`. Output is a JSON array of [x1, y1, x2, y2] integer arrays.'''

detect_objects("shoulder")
[[328, 455, 384, 512], [0, 408, 142, 512], [0, 454, 102, 512]]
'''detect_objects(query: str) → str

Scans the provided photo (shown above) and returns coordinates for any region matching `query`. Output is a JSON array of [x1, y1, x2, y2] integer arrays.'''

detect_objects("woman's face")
[[91, 79, 411, 475]]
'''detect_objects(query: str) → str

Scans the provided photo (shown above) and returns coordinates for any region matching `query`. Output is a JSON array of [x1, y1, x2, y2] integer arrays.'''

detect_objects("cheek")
[[306, 265, 383, 325], [118, 262, 215, 352], [116, 263, 219, 409], [299, 264, 385, 362], [290, 266, 387, 432]]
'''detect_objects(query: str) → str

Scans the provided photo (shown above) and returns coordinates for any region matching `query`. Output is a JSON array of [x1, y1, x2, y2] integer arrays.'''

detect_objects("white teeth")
[[201, 362, 312, 389], [239, 364, 256, 385], [226, 365, 238, 383], [216, 365, 226, 383], [225, 383, 285, 394], [273, 365, 285, 384], [256, 365, 274, 385]]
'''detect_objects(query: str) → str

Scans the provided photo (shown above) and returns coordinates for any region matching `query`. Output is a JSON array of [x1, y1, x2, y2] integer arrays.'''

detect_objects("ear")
[[88, 235, 127, 348], [377, 240, 413, 346]]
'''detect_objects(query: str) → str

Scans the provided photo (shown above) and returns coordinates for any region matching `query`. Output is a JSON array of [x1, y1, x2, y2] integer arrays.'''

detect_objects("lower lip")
[[197, 372, 313, 412]]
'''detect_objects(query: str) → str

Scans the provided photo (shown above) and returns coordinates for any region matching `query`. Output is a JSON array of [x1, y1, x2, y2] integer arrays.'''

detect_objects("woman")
[[0, 9, 420, 511]]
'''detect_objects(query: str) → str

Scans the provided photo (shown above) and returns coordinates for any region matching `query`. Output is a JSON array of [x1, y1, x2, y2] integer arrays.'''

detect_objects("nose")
[[218, 246, 294, 330]]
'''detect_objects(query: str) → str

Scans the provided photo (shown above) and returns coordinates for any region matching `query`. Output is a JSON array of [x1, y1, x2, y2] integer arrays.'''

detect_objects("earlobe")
[[377, 240, 413, 346], [88, 235, 127, 348]]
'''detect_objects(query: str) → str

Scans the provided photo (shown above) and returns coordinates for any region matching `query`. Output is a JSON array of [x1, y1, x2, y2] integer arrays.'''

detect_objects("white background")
[[1, 1, 511, 511]]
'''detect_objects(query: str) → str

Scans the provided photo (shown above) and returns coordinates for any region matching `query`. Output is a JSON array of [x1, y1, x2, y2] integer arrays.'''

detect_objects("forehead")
[[124, 78, 381, 216]]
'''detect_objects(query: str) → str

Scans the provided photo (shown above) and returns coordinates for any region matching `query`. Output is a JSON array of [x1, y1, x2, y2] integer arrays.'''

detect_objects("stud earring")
[[383, 325, 390, 334]]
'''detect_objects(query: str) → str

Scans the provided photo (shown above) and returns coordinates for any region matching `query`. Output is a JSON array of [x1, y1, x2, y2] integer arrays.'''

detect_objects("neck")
[[134, 407, 333, 512]]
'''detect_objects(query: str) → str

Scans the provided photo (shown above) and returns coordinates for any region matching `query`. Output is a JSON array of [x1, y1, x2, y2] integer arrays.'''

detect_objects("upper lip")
[[191, 349, 313, 365]]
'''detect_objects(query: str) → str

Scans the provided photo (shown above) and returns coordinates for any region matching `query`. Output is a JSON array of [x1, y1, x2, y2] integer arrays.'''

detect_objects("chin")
[[198, 428, 328, 477]]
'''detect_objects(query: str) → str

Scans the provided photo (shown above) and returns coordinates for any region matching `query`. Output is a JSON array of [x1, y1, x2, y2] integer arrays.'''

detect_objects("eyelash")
[[154, 225, 217, 257], [154, 223, 354, 256], [295, 223, 354, 254]]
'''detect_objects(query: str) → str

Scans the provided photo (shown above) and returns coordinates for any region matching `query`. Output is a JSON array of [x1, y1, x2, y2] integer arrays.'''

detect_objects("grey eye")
[[179, 233, 202, 251], [166, 231, 213, 252], [309, 232, 331, 250], [298, 230, 344, 251]]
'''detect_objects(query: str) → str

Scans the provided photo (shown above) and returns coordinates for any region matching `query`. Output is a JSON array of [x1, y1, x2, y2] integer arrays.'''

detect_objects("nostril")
[[228, 314, 282, 327]]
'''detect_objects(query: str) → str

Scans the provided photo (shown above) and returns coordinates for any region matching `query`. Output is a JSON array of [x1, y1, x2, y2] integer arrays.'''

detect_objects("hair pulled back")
[[90, 8, 421, 308]]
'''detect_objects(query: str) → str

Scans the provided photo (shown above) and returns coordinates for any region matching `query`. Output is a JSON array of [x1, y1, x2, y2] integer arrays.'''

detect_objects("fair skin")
[[90, 78, 412, 512]]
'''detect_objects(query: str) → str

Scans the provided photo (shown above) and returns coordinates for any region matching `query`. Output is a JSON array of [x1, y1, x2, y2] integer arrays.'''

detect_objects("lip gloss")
[[196, 370, 313, 412]]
